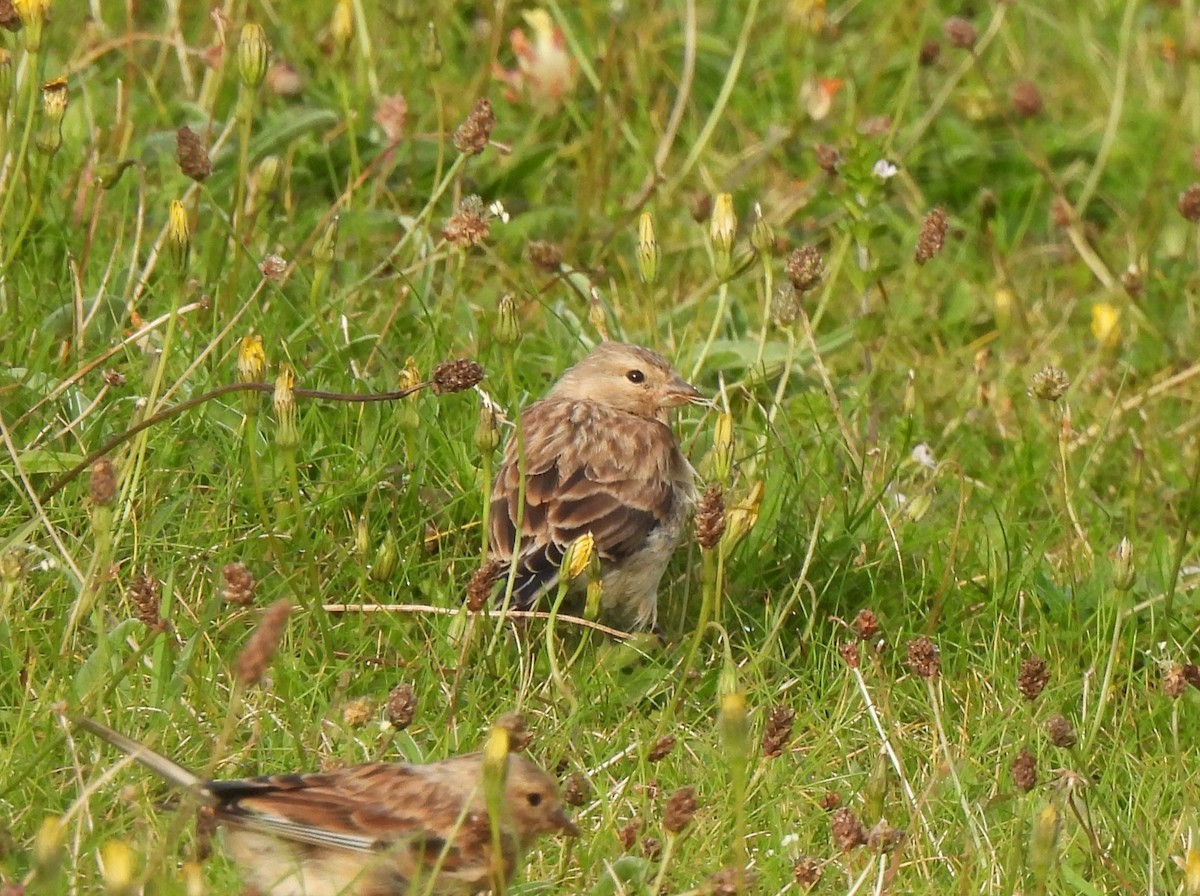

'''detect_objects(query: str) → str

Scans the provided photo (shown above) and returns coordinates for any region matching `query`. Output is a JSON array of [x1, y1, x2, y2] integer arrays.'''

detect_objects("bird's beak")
[[552, 808, 580, 837], [661, 376, 708, 408]]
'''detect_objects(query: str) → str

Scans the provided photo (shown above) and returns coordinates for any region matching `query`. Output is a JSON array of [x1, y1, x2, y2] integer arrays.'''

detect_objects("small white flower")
[[488, 200, 510, 223], [872, 159, 898, 180]]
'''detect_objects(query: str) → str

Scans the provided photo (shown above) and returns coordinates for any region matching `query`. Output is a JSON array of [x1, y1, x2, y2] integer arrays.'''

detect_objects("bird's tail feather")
[[75, 716, 207, 794]]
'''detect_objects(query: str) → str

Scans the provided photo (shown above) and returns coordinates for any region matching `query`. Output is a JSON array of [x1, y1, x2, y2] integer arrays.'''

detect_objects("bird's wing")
[[212, 762, 482, 856], [488, 399, 683, 607]]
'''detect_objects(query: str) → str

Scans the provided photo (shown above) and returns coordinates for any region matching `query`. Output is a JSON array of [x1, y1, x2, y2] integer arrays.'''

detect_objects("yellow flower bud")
[[101, 840, 136, 896], [750, 202, 774, 258], [710, 412, 734, 481], [33, 815, 64, 874], [14, 0, 50, 52], [1112, 537, 1134, 592], [40, 76, 67, 124], [237, 335, 266, 384], [1028, 803, 1060, 883], [562, 532, 595, 581], [272, 364, 298, 450], [166, 199, 190, 272], [1186, 845, 1200, 896], [1090, 301, 1120, 350], [237, 23, 270, 89], [313, 215, 339, 267], [718, 689, 748, 761], [330, 0, 354, 56], [720, 480, 763, 559], [637, 212, 660, 284], [474, 401, 500, 453], [495, 293, 521, 345], [709, 193, 736, 278]]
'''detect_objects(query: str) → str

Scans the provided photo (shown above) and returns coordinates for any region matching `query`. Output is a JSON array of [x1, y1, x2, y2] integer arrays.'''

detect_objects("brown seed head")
[[342, 697, 373, 728], [386, 683, 416, 728], [617, 818, 642, 850], [1018, 656, 1050, 701], [373, 93, 408, 144], [1011, 747, 1037, 792], [562, 772, 590, 807], [234, 598, 291, 686], [786, 245, 824, 293], [1181, 184, 1200, 222], [707, 868, 756, 896], [830, 807, 867, 852], [432, 358, 484, 394], [1029, 365, 1070, 401], [1044, 714, 1076, 748], [663, 786, 697, 834], [640, 837, 662, 860], [793, 857, 822, 889], [1010, 80, 1044, 118], [852, 609, 879, 641], [176, 126, 212, 182], [814, 143, 841, 174], [647, 735, 676, 761], [838, 640, 861, 669], [918, 40, 941, 66], [761, 706, 796, 760], [452, 98, 495, 155], [443, 195, 490, 249], [1183, 663, 1200, 689], [915, 207, 948, 265], [905, 635, 940, 679], [466, 560, 501, 611], [528, 240, 563, 272], [866, 821, 905, 853], [695, 484, 726, 551], [943, 16, 977, 49], [129, 571, 162, 629], [222, 561, 256, 606], [90, 458, 117, 505], [1163, 664, 1187, 698]]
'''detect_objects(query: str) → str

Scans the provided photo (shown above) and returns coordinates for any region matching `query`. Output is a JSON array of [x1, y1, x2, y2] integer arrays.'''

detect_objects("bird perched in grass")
[[488, 341, 705, 630], [75, 717, 577, 896]]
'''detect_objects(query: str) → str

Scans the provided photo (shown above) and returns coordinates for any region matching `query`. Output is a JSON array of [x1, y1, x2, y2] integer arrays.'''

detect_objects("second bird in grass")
[[488, 341, 706, 630], [75, 717, 577, 896]]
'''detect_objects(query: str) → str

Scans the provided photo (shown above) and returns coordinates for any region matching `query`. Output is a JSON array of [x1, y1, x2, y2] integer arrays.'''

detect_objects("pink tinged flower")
[[374, 93, 408, 145], [494, 9, 577, 110]]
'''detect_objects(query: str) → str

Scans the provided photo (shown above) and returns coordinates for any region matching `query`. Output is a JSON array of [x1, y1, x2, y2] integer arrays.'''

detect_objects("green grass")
[[3, 1, 1200, 894]]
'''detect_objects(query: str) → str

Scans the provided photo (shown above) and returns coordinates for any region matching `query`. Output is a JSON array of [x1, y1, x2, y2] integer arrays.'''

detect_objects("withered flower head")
[[695, 484, 726, 551], [129, 570, 162, 629], [663, 786, 697, 834], [1011, 747, 1037, 792], [1044, 714, 1076, 748], [814, 143, 841, 175], [175, 126, 212, 182], [90, 458, 117, 505], [1180, 184, 1200, 222], [761, 705, 796, 758], [1183, 663, 1200, 689], [374, 92, 408, 145], [432, 358, 485, 394], [452, 98, 495, 155], [914, 207, 948, 265], [943, 16, 977, 49], [562, 772, 590, 807], [1010, 80, 1044, 118], [617, 818, 642, 850], [466, 559, 502, 610], [830, 807, 867, 852], [793, 857, 822, 889], [1018, 656, 1049, 701], [258, 253, 287, 280], [772, 284, 801, 326], [838, 640, 861, 669], [528, 240, 563, 272], [234, 598, 291, 686], [707, 868, 757, 896], [647, 735, 676, 762], [267, 61, 305, 98], [222, 561, 256, 606], [866, 821, 905, 853], [906, 635, 940, 679], [386, 683, 417, 728], [852, 609, 879, 640], [342, 697, 373, 728], [40, 76, 67, 124], [1029, 365, 1070, 401], [918, 40, 941, 66], [443, 194, 490, 249], [786, 245, 824, 293]]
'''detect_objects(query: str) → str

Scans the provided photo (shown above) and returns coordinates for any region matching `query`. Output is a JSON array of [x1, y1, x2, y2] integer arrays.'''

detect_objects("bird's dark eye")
[[526, 791, 543, 807], [626, 369, 645, 384]]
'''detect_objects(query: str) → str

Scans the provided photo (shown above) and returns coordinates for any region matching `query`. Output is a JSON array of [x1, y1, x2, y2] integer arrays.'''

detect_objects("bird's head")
[[547, 342, 706, 420], [504, 754, 580, 845]]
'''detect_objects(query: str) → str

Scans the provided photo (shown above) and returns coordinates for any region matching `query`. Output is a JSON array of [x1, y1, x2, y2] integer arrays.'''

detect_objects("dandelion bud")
[[562, 532, 595, 581], [237, 334, 266, 405], [167, 199, 190, 273], [370, 531, 399, 582], [1028, 803, 1060, 884], [718, 690, 749, 761], [710, 411, 734, 481], [421, 21, 444, 72], [495, 293, 521, 345], [272, 364, 298, 450], [719, 480, 763, 559], [329, 0, 353, 57], [182, 861, 204, 896], [14, 0, 49, 52], [636, 212, 660, 284], [474, 401, 500, 453], [33, 815, 64, 875], [709, 193, 736, 278], [254, 155, 282, 202], [237, 23, 270, 89], [312, 215, 339, 267], [750, 203, 774, 258], [396, 357, 422, 431], [41, 76, 67, 124], [101, 840, 136, 896], [1112, 537, 1135, 591]]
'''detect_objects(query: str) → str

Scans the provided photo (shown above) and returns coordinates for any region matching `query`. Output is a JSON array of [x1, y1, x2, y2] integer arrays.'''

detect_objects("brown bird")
[[75, 717, 577, 896], [488, 342, 705, 629]]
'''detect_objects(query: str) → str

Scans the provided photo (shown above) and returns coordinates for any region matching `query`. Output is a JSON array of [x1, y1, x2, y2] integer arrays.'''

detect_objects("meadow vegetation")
[[2, 1, 1200, 894]]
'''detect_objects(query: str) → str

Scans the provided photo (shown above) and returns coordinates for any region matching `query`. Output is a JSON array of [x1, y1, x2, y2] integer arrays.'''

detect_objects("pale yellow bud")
[[710, 412, 734, 481], [33, 815, 64, 873], [1090, 302, 1120, 350], [40, 76, 67, 124], [1112, 537, 1135, 592], [237, 23, 270, 89], [710, 193, 736, 277], [495, 294, 521, 345], [14, 0, 50, 52], [562, 532, 595, 581], [720, 480, 764, 558], [272, 364, 298, 449], [330, 0, 354, 54], [637, 212, 660, 284], [101, 840, 136, 896], [167, 199, 190, 272], [313, 215, 339, 267], [1186, 845, 1200, 896], [237, 335, 266, 383], [1028, 803, 1060, 882], [718, 689, 748, 760]]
